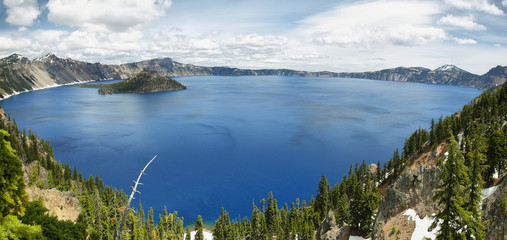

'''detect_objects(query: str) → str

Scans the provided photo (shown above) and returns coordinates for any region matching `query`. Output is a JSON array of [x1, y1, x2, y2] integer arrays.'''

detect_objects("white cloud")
[[503, 0, 507, 7], [3, 0, 41, 26], [226, 34, 288, 55], [46, 0, 173, 32], [454, 37, 477, 44], [0, 36, 31, 51], [189, 39, 220, 50], [296, 1, 446, 48], [444, 0, 504, 15], [437, 15, 486, 30]]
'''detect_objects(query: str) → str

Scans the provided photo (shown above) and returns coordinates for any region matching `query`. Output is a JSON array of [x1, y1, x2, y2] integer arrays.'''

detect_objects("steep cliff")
[[336, 65, 479, 87]]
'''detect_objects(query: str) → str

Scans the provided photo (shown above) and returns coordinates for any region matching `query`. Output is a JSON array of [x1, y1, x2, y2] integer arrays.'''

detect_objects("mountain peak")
[[0, 53, 30, 64], [35, 53, 63, 63], [434, 64, 467, 73]]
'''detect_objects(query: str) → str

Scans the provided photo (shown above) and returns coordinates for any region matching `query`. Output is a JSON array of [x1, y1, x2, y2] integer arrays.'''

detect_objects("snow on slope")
[[403, 209, 440, 240]]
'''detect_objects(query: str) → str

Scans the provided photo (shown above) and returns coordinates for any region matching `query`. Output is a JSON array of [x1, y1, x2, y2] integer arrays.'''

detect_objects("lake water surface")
[[1, 76, 481, 223]]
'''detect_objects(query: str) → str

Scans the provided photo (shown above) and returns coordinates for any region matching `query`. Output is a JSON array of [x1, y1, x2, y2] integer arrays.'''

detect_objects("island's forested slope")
[[0, 82, 506, 239], [81, 70, 187, 94]]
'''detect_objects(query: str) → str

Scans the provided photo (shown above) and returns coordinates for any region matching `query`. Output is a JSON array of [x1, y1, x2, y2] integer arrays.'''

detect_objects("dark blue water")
[[1, 76, 481, 224]]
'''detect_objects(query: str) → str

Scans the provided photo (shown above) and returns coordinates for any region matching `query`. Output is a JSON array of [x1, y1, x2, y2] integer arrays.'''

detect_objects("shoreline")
[[0, 79, 106, 101]]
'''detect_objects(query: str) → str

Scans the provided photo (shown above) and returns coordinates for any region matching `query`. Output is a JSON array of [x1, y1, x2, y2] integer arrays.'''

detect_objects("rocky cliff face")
[[0, 53, 118, 98], [0, 54, 505, 99], [482, 176, 507, 240], [317, 211, 351, 240], [368, 165, 506, 240], [474, 65, 507, 89], [371, 166, 442, 239], [337, 65, 479, 87]]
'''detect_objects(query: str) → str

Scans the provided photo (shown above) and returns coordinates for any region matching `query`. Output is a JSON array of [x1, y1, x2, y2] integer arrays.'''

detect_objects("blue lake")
[[1, 76, 481, 224]]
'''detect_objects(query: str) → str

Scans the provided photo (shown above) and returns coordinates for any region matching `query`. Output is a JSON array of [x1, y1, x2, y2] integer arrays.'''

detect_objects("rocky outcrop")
[[474, 65, 507, 89], [317, 210, 351, 240], [0, 53, 117, 98], [336, 66, 479, 87], [25, 185, 81, 222], [372, 166, 442, 239], [482, 175, 507, 240], [369, 163, 506, 240]]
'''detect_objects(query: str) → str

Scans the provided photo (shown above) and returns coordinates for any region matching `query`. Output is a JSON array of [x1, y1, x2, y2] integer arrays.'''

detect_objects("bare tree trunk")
[[116, 155, 157, 240]]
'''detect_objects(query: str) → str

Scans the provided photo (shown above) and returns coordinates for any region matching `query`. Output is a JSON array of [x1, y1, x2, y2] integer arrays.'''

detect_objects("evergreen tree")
[[195, 215, 204, 240], [464, 135, 486, 240], [265, 192, 279, 237], [315, 174, 330, 220], [213, 207, 233, 240], [280, 203, 290, 240], [485, 123, 506, 181], [0, 129, 27, 219], [185, 226, 191, 240], [0, 214, 44, 240], [334, 189, 349, 226], [148, 207, 155, 239], [433, 133, 471, 240]]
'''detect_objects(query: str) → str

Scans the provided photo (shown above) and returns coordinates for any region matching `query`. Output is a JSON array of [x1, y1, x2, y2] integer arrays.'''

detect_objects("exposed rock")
[[317, 210, 351, 240], [25, 185, 81, 222], [372, 166, 441, 239], [475, 65, 507, 89], [368, 164, 378, 176], [482, 174, 507, 240]]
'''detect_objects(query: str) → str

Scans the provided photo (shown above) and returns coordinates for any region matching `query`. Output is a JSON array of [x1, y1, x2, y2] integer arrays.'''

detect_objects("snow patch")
[[403, 209, 440, 240], [0, 80, 97, 100], [492, 171, 499, 179], [481, 186, 498, 201], [183, 230, 213, 240], [349, 236, 370, 240]]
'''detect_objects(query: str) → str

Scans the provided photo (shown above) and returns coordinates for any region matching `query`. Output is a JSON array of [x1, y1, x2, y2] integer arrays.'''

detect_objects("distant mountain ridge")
[[0, 53, 505, 99]]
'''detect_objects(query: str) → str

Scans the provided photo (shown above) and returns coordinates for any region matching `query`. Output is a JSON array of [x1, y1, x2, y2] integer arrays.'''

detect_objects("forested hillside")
[[0, 81, 506, 239], [81, 70, 187, 94]]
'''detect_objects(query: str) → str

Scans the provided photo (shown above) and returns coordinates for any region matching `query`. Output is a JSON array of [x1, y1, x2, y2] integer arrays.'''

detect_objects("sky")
[[0, 0, 506, 74]]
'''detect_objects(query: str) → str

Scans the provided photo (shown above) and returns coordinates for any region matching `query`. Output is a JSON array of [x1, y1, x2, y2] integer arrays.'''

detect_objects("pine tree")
[[334, 188, 349, 226], [280, 203, 290, 240], [213, 207, 233, 240], [464, 135, 486, 240], [0, 130, 27, 219], [433, 133, 471, 240], [185, 226, 191, 240], [195, 215, 204, 240], [265, 192, 279, 237], [485, 123, 506, 181], [148, 207, 155, 239], [315, 174, 330, 221]]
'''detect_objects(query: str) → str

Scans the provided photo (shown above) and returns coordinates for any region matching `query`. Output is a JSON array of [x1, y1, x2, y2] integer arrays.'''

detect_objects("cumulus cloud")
[[454, 38, 477, 44], [0, 36, 31, 51], [46, 0, 173, 32], [503, 0, 507, 7], [296, 0, 446, 48], [444, 0, 504, 15], [3, 0, 41, 26], [437, 15, 486, 30], [225, 34, 288, 55]]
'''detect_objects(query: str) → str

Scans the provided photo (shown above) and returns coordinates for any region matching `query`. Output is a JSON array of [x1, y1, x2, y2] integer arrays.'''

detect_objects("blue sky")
[[0, 0, 506, 74]]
